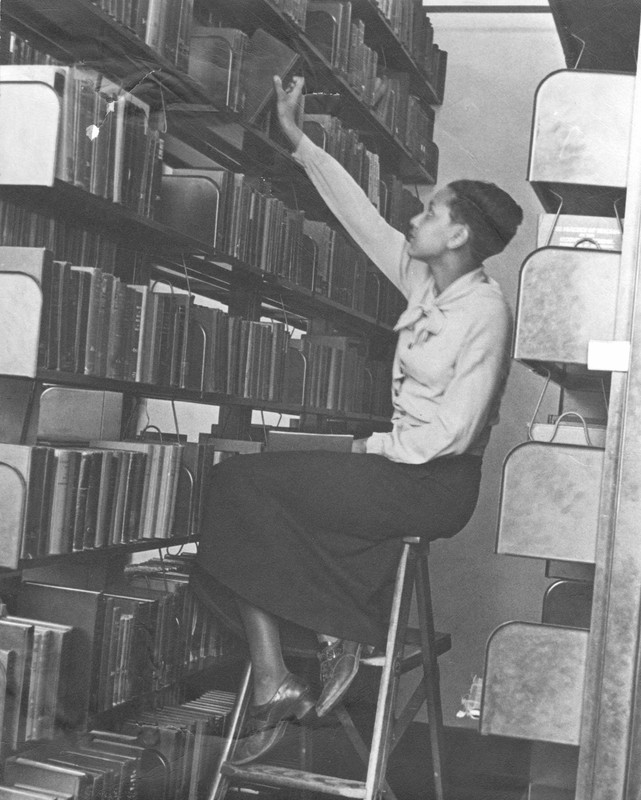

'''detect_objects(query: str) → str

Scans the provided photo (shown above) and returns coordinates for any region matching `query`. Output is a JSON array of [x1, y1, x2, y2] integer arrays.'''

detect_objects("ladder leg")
[[365, 543, 416, 800], [415, 550, 447, 800], [208, 660, 253, 800]]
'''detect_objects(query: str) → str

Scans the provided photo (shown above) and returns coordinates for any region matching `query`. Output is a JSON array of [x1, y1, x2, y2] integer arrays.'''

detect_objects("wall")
[[421, 10, 566, 726]]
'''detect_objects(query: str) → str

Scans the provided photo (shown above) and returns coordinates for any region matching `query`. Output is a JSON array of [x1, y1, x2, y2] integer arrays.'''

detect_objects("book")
[[0, 443, 55, 566], [242, 29, 301, 126], [0, 648, 16, 757], [70, 266, 103, 377], [0, 618, 34, 752], [17, 583, 106, 725], [5, 616, 75, 741], [47, 448, 80, 555]]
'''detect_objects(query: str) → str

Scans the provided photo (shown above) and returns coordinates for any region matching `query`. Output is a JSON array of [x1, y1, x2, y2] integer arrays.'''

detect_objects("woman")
[[192, 75, 523, 764]]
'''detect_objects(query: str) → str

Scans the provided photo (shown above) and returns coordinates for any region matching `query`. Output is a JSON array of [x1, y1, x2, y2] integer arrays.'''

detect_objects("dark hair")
[[446, 180, 524, 262]]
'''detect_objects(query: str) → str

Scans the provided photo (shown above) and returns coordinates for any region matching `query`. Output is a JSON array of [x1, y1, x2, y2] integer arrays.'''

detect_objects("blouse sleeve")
[[292, 134, 412, 297], [366, 308, 513, 463]]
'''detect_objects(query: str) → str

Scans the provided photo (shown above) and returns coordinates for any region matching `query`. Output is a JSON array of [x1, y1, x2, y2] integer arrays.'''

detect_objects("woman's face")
[[406, 186, 464, 261]]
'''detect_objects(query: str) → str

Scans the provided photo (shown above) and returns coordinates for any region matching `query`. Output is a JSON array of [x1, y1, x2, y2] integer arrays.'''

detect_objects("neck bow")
[[394, 303, 445, 345]]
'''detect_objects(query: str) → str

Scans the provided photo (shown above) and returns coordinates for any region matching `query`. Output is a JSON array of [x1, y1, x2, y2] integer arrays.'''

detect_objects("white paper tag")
[[587, 340, 631, 372]]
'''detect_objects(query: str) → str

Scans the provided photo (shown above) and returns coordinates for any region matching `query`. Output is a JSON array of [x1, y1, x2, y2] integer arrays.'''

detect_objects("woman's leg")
[[236, 598, 289, 705], [232, 599, 316, 766]]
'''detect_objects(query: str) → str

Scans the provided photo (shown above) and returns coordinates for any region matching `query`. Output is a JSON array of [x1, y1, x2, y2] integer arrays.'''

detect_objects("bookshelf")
[[0, 0, 447, 793], [480, 8, 641, 800]]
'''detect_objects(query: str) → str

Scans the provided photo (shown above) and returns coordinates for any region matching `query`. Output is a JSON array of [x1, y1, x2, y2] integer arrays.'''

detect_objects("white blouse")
[[293, 134, 513, 464]]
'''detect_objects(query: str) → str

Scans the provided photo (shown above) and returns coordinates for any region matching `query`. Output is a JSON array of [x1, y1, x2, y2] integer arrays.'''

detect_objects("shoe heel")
[[294, 690, 316, 720]]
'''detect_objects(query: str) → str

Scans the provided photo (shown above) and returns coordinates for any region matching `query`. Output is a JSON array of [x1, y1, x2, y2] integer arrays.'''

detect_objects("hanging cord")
[[140, 424, 163, 442], [544, 192, 564, 247], [527, 371, 552, 440], [570, 34, 587, 70], [544, 412, 594, 447], [614, 197, 625, 234], [601, 379, 610, 413], [527, 371, 593, 446]]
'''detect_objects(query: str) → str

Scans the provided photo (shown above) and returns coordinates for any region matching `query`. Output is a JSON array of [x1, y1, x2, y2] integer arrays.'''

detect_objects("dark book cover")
[[70, 266, 103, 377], [70, 450, 93, 552], [58, 448, 82, 555], [13, 447, 44, 560], [105, 278, 126, 380], [82, 451, 104, 549], [53, 260, 75, 372], [72, 73, 97, 193], [94, 450, 116, 548], [155, 292, 176, 388], [242, 28, 301, 126]]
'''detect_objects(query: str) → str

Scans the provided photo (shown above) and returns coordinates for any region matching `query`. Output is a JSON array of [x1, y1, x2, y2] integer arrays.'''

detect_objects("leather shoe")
[[232, 673, 316, 765], [316, 639, 362, 717]]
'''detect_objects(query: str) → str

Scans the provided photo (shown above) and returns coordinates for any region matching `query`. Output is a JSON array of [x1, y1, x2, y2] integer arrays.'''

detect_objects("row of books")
[[0, 199, 129, 274], [304, 2, 372, 95], [373, 69, 436, 166], [376, 0, 443, 81], [0, 440, 183, 566], [1, 684, 235, 800], [0, 594, 236, 765], [303, 112, 385, 206], [305, 1, 445, 99], [0, 65, 164, 218], [163, 166, 416, 318], [7, 570, 237, 728], [123, 552, 240, 677], [191, 16, 438, 161], [0, 434, 269, 569], [0, 250, 292, 399], [293, 334, 393, 416], [91, 0, 195, 71]]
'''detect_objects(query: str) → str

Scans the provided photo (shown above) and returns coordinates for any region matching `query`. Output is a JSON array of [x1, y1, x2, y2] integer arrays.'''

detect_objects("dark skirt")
[[192, 450, 481, 651]]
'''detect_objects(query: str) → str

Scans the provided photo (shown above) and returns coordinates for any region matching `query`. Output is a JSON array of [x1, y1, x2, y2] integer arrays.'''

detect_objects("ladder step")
[[220, 763, 368, 798]]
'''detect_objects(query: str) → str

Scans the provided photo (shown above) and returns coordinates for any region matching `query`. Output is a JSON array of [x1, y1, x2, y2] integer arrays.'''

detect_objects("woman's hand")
[[273, 74, 304, 148], [351, 438, 369, 454]]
